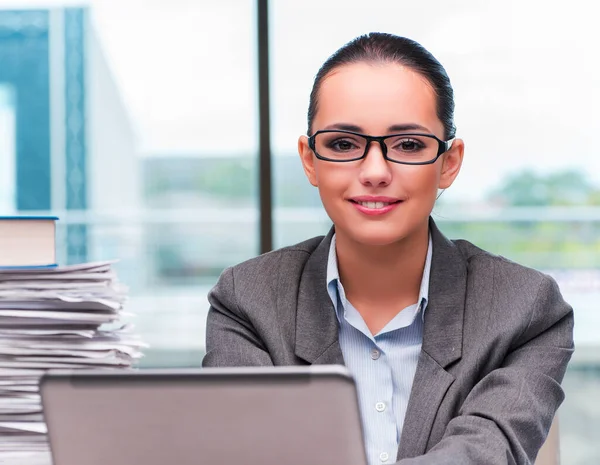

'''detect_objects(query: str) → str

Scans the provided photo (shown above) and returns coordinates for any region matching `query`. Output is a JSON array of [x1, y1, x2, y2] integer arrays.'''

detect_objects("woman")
[[203, 33, 574, 465]]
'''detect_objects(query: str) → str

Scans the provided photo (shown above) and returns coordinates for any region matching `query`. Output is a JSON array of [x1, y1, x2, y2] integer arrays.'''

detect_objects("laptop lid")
[[40, 365, 367, 465]]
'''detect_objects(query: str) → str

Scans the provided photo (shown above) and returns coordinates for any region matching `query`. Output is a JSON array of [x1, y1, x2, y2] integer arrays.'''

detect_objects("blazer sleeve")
[[397, 274, 574, 465], [202, 266, 274, 367]]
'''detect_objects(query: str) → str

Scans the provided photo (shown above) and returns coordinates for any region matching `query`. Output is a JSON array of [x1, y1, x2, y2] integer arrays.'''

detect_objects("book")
[[0, 217, 58, 268]]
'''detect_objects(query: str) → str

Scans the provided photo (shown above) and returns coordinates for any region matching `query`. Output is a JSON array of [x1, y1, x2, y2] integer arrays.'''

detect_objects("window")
[[0, 1, 258, 367]]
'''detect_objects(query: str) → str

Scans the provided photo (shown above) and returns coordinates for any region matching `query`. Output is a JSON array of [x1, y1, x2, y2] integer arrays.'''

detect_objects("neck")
[[335, 220, 430, 306]]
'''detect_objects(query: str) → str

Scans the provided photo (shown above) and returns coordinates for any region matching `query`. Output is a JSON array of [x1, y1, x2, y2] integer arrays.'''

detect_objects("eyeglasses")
[[308, 130, 454, 165]]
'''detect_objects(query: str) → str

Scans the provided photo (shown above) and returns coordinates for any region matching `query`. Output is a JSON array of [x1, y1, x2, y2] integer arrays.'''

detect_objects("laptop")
[[40, 365, 368, 465]]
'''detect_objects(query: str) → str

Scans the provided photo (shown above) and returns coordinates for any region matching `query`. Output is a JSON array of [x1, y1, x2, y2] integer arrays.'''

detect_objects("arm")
[[202, 267, 274, 367], [398, 275, 574, 465]]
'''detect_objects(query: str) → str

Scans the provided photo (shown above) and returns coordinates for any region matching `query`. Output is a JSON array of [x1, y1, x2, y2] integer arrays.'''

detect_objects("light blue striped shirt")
[[326, 234, 432, 465]]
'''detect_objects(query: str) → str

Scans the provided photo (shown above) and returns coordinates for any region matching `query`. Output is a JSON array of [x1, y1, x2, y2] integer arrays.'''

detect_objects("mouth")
[[350, 200, 401, 209], [348, 198, 403, 215]]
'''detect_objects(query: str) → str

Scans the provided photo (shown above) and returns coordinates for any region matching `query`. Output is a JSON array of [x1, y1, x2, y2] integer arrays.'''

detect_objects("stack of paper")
[[0, 261, 146, 464]]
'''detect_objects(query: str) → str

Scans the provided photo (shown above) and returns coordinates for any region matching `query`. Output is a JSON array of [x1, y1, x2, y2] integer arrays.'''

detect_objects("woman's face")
[[298, 62, 464, 247]]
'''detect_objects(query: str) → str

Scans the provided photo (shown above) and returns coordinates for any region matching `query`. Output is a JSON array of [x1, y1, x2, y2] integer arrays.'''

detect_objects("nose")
[[358, 140, 392, 187]]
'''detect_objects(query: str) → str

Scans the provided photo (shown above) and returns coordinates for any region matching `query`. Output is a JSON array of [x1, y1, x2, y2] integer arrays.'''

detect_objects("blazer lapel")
[[398, 218, 468, 459], [294, 228, 345, 365]]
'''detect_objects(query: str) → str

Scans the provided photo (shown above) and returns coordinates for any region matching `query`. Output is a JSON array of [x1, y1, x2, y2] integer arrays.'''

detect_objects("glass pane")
[[270, 1, 599, 463], [1, 1, 257, 368]]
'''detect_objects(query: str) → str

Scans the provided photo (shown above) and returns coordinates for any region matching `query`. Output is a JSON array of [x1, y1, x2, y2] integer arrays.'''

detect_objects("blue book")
[[0, 216, 59, 269]]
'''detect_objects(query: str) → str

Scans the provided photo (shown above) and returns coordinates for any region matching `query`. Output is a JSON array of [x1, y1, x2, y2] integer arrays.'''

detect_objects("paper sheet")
[[0, 259, 144, 463]]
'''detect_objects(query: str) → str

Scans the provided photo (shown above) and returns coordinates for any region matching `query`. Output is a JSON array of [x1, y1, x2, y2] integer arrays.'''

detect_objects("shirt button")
[[375, 402, 386, 412], [370, 348, 381, 360], [379, 452, 390, 462]]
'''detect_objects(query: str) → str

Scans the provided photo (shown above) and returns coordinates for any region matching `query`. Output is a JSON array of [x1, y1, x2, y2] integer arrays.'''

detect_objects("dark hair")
[[307, 32, 456, 140]]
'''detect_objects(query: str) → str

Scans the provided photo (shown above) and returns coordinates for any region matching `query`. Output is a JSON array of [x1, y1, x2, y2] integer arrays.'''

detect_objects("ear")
[[298, 135, 318, 187], [438, 138, 464, 189]]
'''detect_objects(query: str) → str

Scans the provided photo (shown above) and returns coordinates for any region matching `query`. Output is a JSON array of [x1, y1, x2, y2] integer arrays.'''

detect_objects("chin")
[[333, 213, 430, 247], [346, 226, 411, 247]]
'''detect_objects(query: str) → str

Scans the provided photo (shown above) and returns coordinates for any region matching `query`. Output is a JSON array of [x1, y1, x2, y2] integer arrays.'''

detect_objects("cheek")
[[396, 165, 441, 197], [313, 165, 354, 217], [315, 164, 352, 194]]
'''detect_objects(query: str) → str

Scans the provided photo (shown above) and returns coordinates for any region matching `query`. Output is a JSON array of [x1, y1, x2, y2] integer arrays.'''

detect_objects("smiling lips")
[[349, 196, 403, 216]]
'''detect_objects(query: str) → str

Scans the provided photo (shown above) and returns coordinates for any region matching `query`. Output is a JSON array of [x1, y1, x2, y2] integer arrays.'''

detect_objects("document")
[[0, 260, 145, 464]]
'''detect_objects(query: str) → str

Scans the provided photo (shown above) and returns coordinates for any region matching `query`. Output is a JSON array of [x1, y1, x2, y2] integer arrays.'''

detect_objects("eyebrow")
[[323, 123, 433, 133]]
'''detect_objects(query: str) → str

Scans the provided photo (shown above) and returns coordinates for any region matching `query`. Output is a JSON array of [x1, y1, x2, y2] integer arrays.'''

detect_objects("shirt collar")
[[326, 232, 433, 321]]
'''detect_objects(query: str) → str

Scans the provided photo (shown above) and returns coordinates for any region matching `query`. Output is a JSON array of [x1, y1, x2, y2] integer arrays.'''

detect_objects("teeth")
[[359, 201, 390, 209]]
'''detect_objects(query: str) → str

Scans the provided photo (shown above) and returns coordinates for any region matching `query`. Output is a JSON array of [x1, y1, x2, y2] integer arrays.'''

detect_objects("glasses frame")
[[308, 129, 455, 165]]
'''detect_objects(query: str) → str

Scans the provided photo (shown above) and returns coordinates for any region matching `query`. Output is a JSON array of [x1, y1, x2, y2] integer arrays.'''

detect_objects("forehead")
[[315, 62, 442, 135]]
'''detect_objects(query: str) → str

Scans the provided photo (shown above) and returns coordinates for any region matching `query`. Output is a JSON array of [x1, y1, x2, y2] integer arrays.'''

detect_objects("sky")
[[1, 0, 600, 201]]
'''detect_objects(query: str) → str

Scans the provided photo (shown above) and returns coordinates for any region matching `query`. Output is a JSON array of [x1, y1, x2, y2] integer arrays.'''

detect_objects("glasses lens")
[[314, 132, 366, 161], [385, 135, 438, 163]]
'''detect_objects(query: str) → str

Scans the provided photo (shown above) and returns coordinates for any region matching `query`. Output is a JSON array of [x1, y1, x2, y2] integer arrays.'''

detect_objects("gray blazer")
[[203, 219, 574, 465]]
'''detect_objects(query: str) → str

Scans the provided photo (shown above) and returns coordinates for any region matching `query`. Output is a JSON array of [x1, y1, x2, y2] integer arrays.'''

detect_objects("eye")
[[394, 138, 425, 152], [329, 138, 360, 152]]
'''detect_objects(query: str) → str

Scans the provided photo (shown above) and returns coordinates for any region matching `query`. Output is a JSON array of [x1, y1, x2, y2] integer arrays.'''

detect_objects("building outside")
[[0, 6, 143, 286]]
